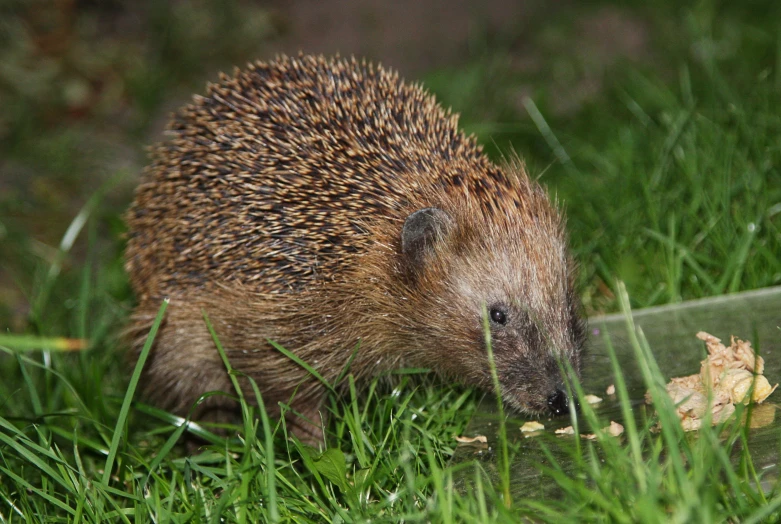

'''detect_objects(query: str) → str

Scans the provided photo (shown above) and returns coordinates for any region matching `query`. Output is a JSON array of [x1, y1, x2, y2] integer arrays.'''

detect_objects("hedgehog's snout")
[[546, 387, 577, 416]]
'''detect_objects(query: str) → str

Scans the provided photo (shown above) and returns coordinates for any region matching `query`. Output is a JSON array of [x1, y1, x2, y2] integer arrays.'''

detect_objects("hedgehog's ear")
[[401, 207, 455, 274]]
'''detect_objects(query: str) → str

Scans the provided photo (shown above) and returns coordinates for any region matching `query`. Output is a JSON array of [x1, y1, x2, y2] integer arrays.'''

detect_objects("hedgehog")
[[125, 54, 585, 442]]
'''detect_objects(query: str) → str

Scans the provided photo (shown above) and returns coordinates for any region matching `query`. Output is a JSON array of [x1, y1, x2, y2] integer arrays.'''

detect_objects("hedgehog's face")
[[400, 206, 585, 417], [474, 284, 585, 417]]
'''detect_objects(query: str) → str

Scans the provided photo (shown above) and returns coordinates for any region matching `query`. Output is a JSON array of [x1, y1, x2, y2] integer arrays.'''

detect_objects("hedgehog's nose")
[[547, 388, 575, 416]]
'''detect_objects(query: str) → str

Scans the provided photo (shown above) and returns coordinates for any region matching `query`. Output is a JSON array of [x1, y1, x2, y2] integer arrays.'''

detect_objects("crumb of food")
[[606, 384, 616, 395], [554, 420, 624, 439], [606, 421, 624, 437], [581, 421, 624, 440], [455, 435, 487, 444], [584, 394, 603, 405], [520, 421, 545, 433], [647, 332, 778, 431]]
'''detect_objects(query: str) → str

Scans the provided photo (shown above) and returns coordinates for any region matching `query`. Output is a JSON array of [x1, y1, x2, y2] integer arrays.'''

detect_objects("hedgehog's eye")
[[489, 307, 507, 326]]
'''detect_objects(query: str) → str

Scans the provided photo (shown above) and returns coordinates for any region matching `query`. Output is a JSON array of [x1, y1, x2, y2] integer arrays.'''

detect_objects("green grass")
[[2, 1, 781, 521]]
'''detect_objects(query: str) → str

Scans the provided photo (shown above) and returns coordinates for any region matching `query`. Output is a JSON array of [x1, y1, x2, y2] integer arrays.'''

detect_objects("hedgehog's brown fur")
[[125, 54, 585, 442]]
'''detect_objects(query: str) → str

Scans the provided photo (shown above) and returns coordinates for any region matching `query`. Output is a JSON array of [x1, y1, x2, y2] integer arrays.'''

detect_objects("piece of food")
[[555, 426, 575, 435], [455, 435, 488, 444], [520, 421, 545, 433], [606, 421, 624, 437], [582, 421, 624, 440], [648, 332, 778, 431], [557, 421, 624, 440], [584, 394, 603, 405], [606, 384, 616, 395]]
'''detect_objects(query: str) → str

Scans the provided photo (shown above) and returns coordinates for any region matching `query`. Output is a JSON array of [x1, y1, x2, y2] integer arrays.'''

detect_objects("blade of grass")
[[616, 282, 698, 507], [0, 334, 89, 352], [743, 492, 781, 524], [31, 174, 121, 322], [266, 339, 336, 394], [481, 303, 510, 509], [246, 375, 279, 523], [0, 465, 76, 516], [601, 322, 646, 491], [523, 96, 572, 167], [101, 298, 169, 486]]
